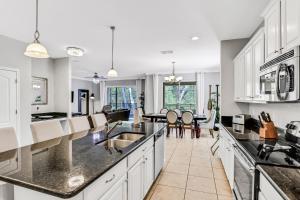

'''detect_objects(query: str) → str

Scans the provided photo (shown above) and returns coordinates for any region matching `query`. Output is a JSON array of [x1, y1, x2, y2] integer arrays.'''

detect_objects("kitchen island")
[[0, 121, 165, 200]]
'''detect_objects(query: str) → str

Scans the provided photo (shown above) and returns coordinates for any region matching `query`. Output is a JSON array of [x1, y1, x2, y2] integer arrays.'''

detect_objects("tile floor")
[[145, 129, 233, 200]]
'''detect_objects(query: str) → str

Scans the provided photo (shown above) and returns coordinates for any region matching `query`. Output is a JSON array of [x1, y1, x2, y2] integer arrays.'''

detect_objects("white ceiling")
[[0, 0, 270, 78]]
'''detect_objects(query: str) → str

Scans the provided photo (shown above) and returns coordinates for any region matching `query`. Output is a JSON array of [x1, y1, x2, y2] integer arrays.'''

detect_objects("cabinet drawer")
[[259, 174, 284, 200], [128, 137, 154, 168], [84, 159, 127, 200]]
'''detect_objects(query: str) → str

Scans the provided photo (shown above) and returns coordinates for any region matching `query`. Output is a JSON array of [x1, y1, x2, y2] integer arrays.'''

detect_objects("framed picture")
[[32, 76, 48, 105]]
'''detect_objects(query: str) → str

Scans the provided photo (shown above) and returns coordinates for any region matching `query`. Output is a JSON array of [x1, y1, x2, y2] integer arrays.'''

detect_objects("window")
[[163, 82, 197, 112], [107, 87, 137, 117]]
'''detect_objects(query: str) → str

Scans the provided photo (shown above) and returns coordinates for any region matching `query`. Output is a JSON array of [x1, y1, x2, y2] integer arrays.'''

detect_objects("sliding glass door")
[[163, 82, 197, 112], [107, 87, 137, 117]]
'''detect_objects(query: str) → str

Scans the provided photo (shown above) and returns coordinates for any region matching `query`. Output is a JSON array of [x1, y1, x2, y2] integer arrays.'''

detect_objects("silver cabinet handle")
[[142, 147, 147, 152], [105, 174, 116, 183], [274, 50, 279, 53]]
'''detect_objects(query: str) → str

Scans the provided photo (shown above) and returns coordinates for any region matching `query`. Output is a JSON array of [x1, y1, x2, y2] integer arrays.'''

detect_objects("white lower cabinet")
[[219, 127, 234, 188], [143, 147, 154, 194], [128, 158, 144, 200], [99, 175, 127, 200], [259, 173, 284, 200]]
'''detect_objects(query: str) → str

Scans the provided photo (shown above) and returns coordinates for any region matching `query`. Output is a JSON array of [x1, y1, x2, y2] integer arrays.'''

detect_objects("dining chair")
[[199, 110, 216, 138], [160, 108, 168, 114], [0, 127, 18, 152], [181, 111, 195, 138], [174, 109, 182, 117], [91, 113, 107, 130], [31, 120, 65, 143], [166, 110, 180, 137]]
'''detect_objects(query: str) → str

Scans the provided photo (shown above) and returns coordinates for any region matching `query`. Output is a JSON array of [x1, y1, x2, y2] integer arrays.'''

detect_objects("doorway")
[[0, 68, 19, 134], [78, 89, 89, 115]]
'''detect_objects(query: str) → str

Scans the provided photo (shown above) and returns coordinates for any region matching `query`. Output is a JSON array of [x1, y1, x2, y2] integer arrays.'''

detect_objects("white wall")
[[31, 58, 55, 114], [53, 58, 72, 117], [0, 35, 32, 146], [72, 79, 100, 114], [220, 39, 249, 116]]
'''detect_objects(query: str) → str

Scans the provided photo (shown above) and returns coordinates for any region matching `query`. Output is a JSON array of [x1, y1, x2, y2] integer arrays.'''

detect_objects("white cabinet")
[[143, 147, 154, 194], [219, 127, 234, 188], [128, 138, 154, 200], [99, 175, 127, 200], [263, 0, 281, 61], [233, 29, 265, 103], [281, 0, 300, 51], [244, 46, 254, 100], [128, 158, 144, 200], [252, 32, 265, 101], [234, 54, 245, 101], [259, 173, 284, 200]]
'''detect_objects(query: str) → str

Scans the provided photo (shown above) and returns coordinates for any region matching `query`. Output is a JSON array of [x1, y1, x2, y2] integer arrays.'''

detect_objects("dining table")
[[142, 113, 207, 138]]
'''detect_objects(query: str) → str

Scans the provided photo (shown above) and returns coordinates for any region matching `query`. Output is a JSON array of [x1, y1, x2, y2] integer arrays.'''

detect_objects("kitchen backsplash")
[[249, 103, 300, 128]]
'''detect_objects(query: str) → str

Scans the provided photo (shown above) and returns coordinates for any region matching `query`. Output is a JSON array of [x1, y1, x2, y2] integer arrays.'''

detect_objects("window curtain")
[[99, 80, 106, 110], [196, 72, 205, 114], [153, 74, 159, 113], [136, 79, 142, 108]]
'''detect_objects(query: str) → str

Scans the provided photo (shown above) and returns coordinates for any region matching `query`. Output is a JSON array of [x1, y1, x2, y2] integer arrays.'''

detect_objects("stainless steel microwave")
[[259, 46, 300, 102]]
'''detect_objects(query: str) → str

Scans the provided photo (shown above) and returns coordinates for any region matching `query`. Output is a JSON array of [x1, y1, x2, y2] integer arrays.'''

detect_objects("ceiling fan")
[[85, 73, 106, 84]]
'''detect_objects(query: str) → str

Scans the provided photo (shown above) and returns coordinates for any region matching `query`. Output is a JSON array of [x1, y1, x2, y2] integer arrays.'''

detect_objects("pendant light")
[[107, 26, 118, 77], [164, 62, 183, 82], [24, 0, 49, 58]]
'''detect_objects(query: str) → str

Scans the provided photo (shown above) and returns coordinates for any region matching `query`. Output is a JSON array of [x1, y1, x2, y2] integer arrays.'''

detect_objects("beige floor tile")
[[190, 157, 211, 167], [150, 185, 185, 200], [211, 158, 223, 169], [186, 176, 216, 194], [170, 155, 191, 165], [185, 190, 218, 200], [189, 166, 214, 178], [191, 151, 211, 158], [215, 180, 232, 196], [165, 163, 189, 175], [217, 194, 233, 200], [159, 172, 187, 188], [213, 168, 227, 181]]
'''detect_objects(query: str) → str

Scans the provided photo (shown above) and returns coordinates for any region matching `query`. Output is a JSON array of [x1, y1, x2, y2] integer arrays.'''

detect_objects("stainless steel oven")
[[260, 46, 300, 102], [233, 144, 255, 200]]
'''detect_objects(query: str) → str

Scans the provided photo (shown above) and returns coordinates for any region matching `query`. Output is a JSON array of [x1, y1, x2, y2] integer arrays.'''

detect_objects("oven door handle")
[[234, 145, 255, 172]]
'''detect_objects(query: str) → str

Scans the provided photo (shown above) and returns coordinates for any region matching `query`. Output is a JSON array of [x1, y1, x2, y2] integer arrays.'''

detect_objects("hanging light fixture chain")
[[34, 0, 40, 41], [172, 62, 175, 75], [111, 26, 115, 69]]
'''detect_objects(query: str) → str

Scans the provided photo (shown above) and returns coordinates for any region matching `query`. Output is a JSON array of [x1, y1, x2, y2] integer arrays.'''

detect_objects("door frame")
[[0, 67, 20, 143], [78, 89, 89, 115]]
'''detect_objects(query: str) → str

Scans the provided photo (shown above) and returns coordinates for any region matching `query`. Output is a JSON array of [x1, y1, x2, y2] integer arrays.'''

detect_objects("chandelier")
[[164, 62, 183, 82]]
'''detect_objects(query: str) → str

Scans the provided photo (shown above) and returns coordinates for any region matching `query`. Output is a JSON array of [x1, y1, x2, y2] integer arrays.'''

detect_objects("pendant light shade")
[[107, 26, 118, 77], [24, 0, 49, 58]]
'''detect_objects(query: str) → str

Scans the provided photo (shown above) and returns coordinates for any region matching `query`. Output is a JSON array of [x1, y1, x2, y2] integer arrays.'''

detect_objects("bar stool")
[[91, 113, 107, 131], [0, 127, 18, 152], [31, 120, 65, 143], [68, 116, 90, 140]]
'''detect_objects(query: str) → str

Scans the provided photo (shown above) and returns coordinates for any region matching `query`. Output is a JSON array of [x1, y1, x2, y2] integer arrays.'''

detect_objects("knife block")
[[259, 121, 278, 139]]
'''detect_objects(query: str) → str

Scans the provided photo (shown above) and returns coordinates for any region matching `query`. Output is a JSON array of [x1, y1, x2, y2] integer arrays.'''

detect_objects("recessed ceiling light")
[[66, 47, 85, 57], [191, 36, 199, 41], [160, 50, 173, 55]]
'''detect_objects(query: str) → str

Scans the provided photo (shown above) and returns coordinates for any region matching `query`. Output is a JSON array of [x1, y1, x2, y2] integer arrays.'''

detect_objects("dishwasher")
[[154, 129, 165, 179]]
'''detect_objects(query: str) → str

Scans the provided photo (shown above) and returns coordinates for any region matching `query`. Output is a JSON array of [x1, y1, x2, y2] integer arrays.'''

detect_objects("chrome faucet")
[[105, 120, 122, 138]]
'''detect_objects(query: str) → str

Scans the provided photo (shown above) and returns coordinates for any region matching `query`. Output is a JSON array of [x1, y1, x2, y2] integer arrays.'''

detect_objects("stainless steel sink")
[[114, 133, 144, 142], [104, 139, 133, 149]]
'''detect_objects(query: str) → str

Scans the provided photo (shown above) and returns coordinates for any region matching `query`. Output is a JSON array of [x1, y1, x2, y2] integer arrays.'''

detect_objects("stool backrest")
[[91, 113, 107, 129], [31, 120, 64, 143], [69, 116, 91, 134], [0, 127, 18, 152]]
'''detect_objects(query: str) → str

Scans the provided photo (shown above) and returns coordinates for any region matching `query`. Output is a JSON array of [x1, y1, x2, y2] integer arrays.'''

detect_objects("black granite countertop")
[[258, 165, 300, 200], [0, 121, 165, 198]]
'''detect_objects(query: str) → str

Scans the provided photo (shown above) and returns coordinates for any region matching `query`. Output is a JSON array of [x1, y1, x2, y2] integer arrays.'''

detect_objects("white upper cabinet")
[[244, 46, 254, 100], [234, 54, 245, 101], [252, 30, 265, 101], [263, 0, 281, 61], [281, 0, 300, 51]]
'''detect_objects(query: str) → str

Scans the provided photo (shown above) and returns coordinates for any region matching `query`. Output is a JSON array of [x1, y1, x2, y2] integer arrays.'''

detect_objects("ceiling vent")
[[160, 50, 173, 55]]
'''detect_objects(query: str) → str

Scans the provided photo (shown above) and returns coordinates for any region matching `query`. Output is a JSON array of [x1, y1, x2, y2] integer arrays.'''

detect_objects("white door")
[[128, 159, 144, 200], [0, 69, 17, 130], [98, 175, 127, 200], [264, 1, 281, 61], [281, 0, 300, 51], [244, 47, 253, 100], [143, 146, 154, 196], [252, 31, 265, 101]]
